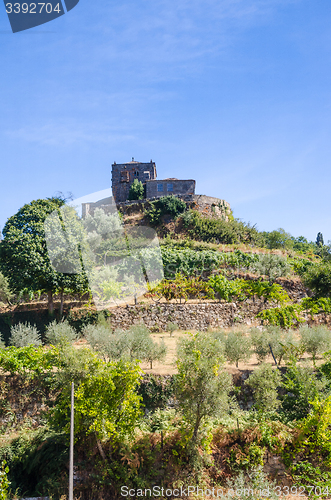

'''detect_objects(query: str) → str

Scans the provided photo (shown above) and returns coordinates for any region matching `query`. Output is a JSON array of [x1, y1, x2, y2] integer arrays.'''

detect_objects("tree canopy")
[[0, 198, 88, 314]]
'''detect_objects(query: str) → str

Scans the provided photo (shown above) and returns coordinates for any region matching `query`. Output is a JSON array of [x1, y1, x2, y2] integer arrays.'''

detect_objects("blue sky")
[[1, 0, 331, 242]]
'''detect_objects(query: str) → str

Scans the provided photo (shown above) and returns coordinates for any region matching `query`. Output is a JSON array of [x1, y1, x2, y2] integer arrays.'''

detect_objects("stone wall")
[[146, 179, 196, 199], [106, 301, 266, 331], [115, 194, 231, 220]]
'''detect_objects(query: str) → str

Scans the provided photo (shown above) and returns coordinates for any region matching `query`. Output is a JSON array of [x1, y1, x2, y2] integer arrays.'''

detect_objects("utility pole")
[[69, 382, 74, 500]]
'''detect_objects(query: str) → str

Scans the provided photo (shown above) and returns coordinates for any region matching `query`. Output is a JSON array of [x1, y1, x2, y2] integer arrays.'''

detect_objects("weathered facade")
[[146, 178, 195, 199], [111, 159, 157, 203]]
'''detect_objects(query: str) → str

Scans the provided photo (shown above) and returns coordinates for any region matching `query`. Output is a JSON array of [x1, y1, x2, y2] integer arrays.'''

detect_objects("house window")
[[167, 183, 173, 192], [134, 170, 139, 177], [121, 171, 129, 182], [157, 183, 164, 192]]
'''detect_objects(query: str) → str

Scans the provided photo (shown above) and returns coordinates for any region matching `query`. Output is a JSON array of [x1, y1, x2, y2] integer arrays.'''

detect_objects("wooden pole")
[[69, 382, 74, 500]]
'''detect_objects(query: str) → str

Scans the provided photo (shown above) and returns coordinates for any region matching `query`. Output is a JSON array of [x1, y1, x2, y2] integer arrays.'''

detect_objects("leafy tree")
[[49, 346, 143, 443], [128, 179, 144, 200], [166, 321, 179, 337], [84, 323, 167, 368], [9, 323, 42, 348], [174, 332, 232, 443], [250, 328, 270, 363], [299, 325, 331, 366], [316, 232, 324, 248], [145, 339, 167, 369], [266, 326, 296, 365], [281, 357, 329, 420], [224, 330, 251, 368], [262, 228, 294, 250], [0, 198, 88, 314], [0, 272, 13, 305], [245, 363, 282, 413], [302, 261, 331, 298]]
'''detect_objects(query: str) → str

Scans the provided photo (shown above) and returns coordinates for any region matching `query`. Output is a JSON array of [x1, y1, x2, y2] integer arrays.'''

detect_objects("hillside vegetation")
[[1, 196, 331, 498]]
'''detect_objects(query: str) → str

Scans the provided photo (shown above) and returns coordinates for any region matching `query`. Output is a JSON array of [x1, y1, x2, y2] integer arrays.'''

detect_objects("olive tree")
[[224, 330, 251, 368], [299, 325, 331, 365], [9, 323, 42, 347], [174, 332, 232, 443], [245, 363, 282, 412]]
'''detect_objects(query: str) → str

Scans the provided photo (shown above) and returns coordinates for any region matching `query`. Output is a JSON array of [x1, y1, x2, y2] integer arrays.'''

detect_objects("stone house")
[[111, 159, 195, 203]]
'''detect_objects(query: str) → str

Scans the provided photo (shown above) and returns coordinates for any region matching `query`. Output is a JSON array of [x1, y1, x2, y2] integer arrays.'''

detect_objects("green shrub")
[[257, 304, 303, 329], [245, 363, 282, 412], [281, 359, 329, 420], [83, 324, 124, 361], [225, 466, 278, 499], [300, 297, 331, 318], [302, 261, 331, 297], [145, 195, 186, 225], [261, 228, 293, 250], [181, 210, 264, 245], [0, 461, 10, 500], [248, 253, 291, 280], [224, 330, 251, 368], [128, 179, 144, 200], [44, 320, 78, 346], [138, 375, 175, 412], [146, 274, 214, 302], [0, 345, 54, 378], [299, 325, 331, 365], [9, 323, 41, 348], [161, 247, 223, 278], [208, 274, 243, 302]]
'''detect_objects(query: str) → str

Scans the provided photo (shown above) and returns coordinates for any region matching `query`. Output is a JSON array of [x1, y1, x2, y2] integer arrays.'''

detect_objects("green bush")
[[224, 330, 251, 368], [145, 195, 186, 225], [245, 363, 282, 412], [208, 274, 243, 302], [225, 466, 278, 499], [9, 323, 41, 348], [83, 324, 125, 361], [248, 253, 291, 280], [181, 210, 264, 245], [44, 320, 78, 346], [302, 261, 331, 297], [261, 228, 293, 250], [281, 359, 329, 420], [257, 305, 303, 329], [128, 179, 144, 200], [138, 374, 175, 412], [0, 461, 10, 500]]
